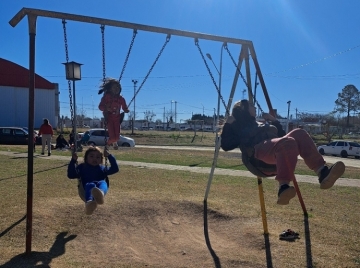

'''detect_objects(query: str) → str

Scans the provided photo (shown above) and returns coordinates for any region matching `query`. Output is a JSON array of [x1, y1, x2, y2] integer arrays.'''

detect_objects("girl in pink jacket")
[[98, 78, 129, 149]]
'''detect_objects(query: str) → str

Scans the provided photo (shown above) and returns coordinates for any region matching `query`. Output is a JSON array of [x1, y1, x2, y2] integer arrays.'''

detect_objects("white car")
[[85, 128, 135, 147], [317, 140, 360, 158]]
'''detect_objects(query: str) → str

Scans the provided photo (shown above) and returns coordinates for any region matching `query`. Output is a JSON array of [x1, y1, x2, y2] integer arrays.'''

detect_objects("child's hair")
[[231, 99, 255, 123], [98, 78, 121, 95], [43, 118, 49, 125], [84, 146, 103, 163]]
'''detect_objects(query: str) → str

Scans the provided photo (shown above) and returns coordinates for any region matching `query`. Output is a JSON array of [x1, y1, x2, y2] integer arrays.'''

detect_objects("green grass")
[[2, 143, 360, 180], [0, 153, 359, 267]]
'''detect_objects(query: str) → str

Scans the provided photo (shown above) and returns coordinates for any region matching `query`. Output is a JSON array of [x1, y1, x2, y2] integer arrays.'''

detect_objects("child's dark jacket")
[[67, 154, 119, 187], [220, 116, 285, 177]]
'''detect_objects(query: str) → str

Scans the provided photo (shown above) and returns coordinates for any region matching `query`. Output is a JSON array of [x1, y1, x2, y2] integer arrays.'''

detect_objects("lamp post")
[[206, 48, 223, 127], [132, 79, 138, 134], [286, 100, 291, 133], [62, 61, 82, 151]]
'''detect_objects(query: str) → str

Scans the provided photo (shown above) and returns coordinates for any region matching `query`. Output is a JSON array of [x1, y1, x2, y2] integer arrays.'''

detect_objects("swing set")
[[10, 7, 308, 263]]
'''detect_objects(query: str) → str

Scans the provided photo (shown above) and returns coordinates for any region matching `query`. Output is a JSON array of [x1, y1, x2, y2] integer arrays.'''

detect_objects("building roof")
[[0, 58, 55, 89]]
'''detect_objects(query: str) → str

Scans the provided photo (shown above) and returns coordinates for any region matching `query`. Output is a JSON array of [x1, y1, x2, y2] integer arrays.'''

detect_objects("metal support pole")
[[25, 14, 37, 255], [73, 80, 77, 151], [257, 177, 269, 234], [217, 46, 223, 127]]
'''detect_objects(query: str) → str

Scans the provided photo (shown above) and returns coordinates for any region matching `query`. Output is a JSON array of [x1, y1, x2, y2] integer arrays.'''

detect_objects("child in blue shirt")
[[67, 146, 119, 215]]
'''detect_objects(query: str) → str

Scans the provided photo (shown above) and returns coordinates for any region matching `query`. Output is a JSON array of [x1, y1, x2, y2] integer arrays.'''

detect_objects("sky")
[[1, 1, 360, 123]]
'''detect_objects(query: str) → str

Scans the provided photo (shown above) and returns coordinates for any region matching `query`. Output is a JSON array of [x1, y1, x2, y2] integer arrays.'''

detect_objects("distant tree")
[[297, 112, 323, 123], [335, 84, 360, 128], [144, 110, 156, 122]]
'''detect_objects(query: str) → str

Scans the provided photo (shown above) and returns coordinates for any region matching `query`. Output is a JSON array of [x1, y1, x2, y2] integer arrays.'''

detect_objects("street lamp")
[[62, 61, 82, 151]]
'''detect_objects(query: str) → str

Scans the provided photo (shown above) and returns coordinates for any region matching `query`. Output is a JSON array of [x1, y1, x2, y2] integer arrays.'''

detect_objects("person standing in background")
[[38, 118, 54, 156]]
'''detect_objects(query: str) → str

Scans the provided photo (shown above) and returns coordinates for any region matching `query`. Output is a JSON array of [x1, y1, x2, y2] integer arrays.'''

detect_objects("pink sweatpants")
[[253, 128, 325, 183], [106, 113, 121, 144]]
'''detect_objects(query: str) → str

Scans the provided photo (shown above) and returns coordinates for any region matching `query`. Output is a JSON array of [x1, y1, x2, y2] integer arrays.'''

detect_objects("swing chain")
[[119, 29, 138, 82], [100, 25, 109, 168], [62, 19, 76, 153], [127, 34, 171, 106], [195, 39, 230, 116], [224, 44, 265, 114]]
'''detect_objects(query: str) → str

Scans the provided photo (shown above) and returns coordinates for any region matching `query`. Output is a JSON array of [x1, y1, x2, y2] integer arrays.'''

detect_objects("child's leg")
[[84, 182, 96, 202], [97, 180, 108, 195], [255, 137, 298, 205], [113, 115, 120, 140], [286, 128, 325, 172], [46, 135, 52, 154], [41, 135, 46, 154], [254, 137, 298, 183], [91, 180, 108, 205], [107, 116, 115, 144]]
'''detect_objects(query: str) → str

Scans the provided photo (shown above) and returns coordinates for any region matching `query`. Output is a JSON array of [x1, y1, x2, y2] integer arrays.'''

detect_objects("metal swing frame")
[[9, 7, 304, 255]]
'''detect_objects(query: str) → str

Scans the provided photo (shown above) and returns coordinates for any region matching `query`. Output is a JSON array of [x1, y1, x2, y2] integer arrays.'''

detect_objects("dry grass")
[[0, 151, 359, 267]]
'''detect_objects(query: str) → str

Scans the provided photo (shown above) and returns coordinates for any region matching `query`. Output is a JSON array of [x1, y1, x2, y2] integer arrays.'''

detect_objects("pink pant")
[[254, 128, 325, 183], [106, 114, 120, 144]]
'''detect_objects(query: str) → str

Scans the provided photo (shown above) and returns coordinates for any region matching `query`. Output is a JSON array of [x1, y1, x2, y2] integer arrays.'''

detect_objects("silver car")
[[85, 128, 135, 147]]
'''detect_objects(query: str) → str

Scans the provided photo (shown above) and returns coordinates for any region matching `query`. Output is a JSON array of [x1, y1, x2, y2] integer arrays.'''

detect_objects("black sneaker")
[[279, 229, 300, 241], [41, 152, 44, 155], [277, 184, 296, 205], [48, 152, 51, 156], [318, 161, 345, 189]]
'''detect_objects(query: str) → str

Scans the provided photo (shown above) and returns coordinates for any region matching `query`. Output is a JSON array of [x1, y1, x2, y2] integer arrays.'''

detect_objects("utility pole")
[[174, 101, 177, 124], [286, 100, 291, 133], [131, 79, 138, 134], [242, 89, 247, 99]]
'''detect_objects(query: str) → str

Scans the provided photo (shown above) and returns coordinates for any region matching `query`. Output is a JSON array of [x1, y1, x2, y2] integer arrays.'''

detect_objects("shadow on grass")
[[0, 164, 67, 182], [0, 215, 26, 238], [303, 214, 313, 268], [0, 232, 77, 268], [263, 233, 273, 268], [203, 200, 221, 268]]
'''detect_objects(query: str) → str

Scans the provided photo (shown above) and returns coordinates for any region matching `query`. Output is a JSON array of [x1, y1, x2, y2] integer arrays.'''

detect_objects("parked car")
[[22, 127, 41, 144], [0, 127, 29, 145], [85, 128, 135, 147], [317, 141, 360, 158]]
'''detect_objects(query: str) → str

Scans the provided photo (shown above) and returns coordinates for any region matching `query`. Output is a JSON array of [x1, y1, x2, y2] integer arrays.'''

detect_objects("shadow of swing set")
[[10, 7, 311, 266]]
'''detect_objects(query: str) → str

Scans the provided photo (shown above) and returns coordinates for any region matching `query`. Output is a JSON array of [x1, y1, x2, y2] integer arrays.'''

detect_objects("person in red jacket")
[[38, 118, 54, 156], [98, 78, 129, 149]]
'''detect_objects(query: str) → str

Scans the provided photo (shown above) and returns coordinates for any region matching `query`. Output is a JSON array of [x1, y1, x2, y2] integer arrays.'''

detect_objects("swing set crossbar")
[[10, 7, 253, 46]]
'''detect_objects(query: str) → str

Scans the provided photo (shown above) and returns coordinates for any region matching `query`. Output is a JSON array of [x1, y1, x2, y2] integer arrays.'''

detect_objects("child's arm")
[[104, 152, 119, 175], [121, 96, 130, 113], [67, 153, 80, 179], [98, 95, 107, 111]]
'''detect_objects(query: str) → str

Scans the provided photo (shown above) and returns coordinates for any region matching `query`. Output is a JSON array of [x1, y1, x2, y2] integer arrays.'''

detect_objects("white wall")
[[0, 85, 57, 129]]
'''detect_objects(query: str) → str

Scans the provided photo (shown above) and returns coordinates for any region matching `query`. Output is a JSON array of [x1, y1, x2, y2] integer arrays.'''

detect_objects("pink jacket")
[[98, 94, 129, 115], [38, 124, 54, 135]]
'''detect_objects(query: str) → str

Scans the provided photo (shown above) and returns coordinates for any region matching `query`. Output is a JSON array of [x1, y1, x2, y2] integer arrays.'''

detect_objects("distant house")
[[0, 58, 59, 129]]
